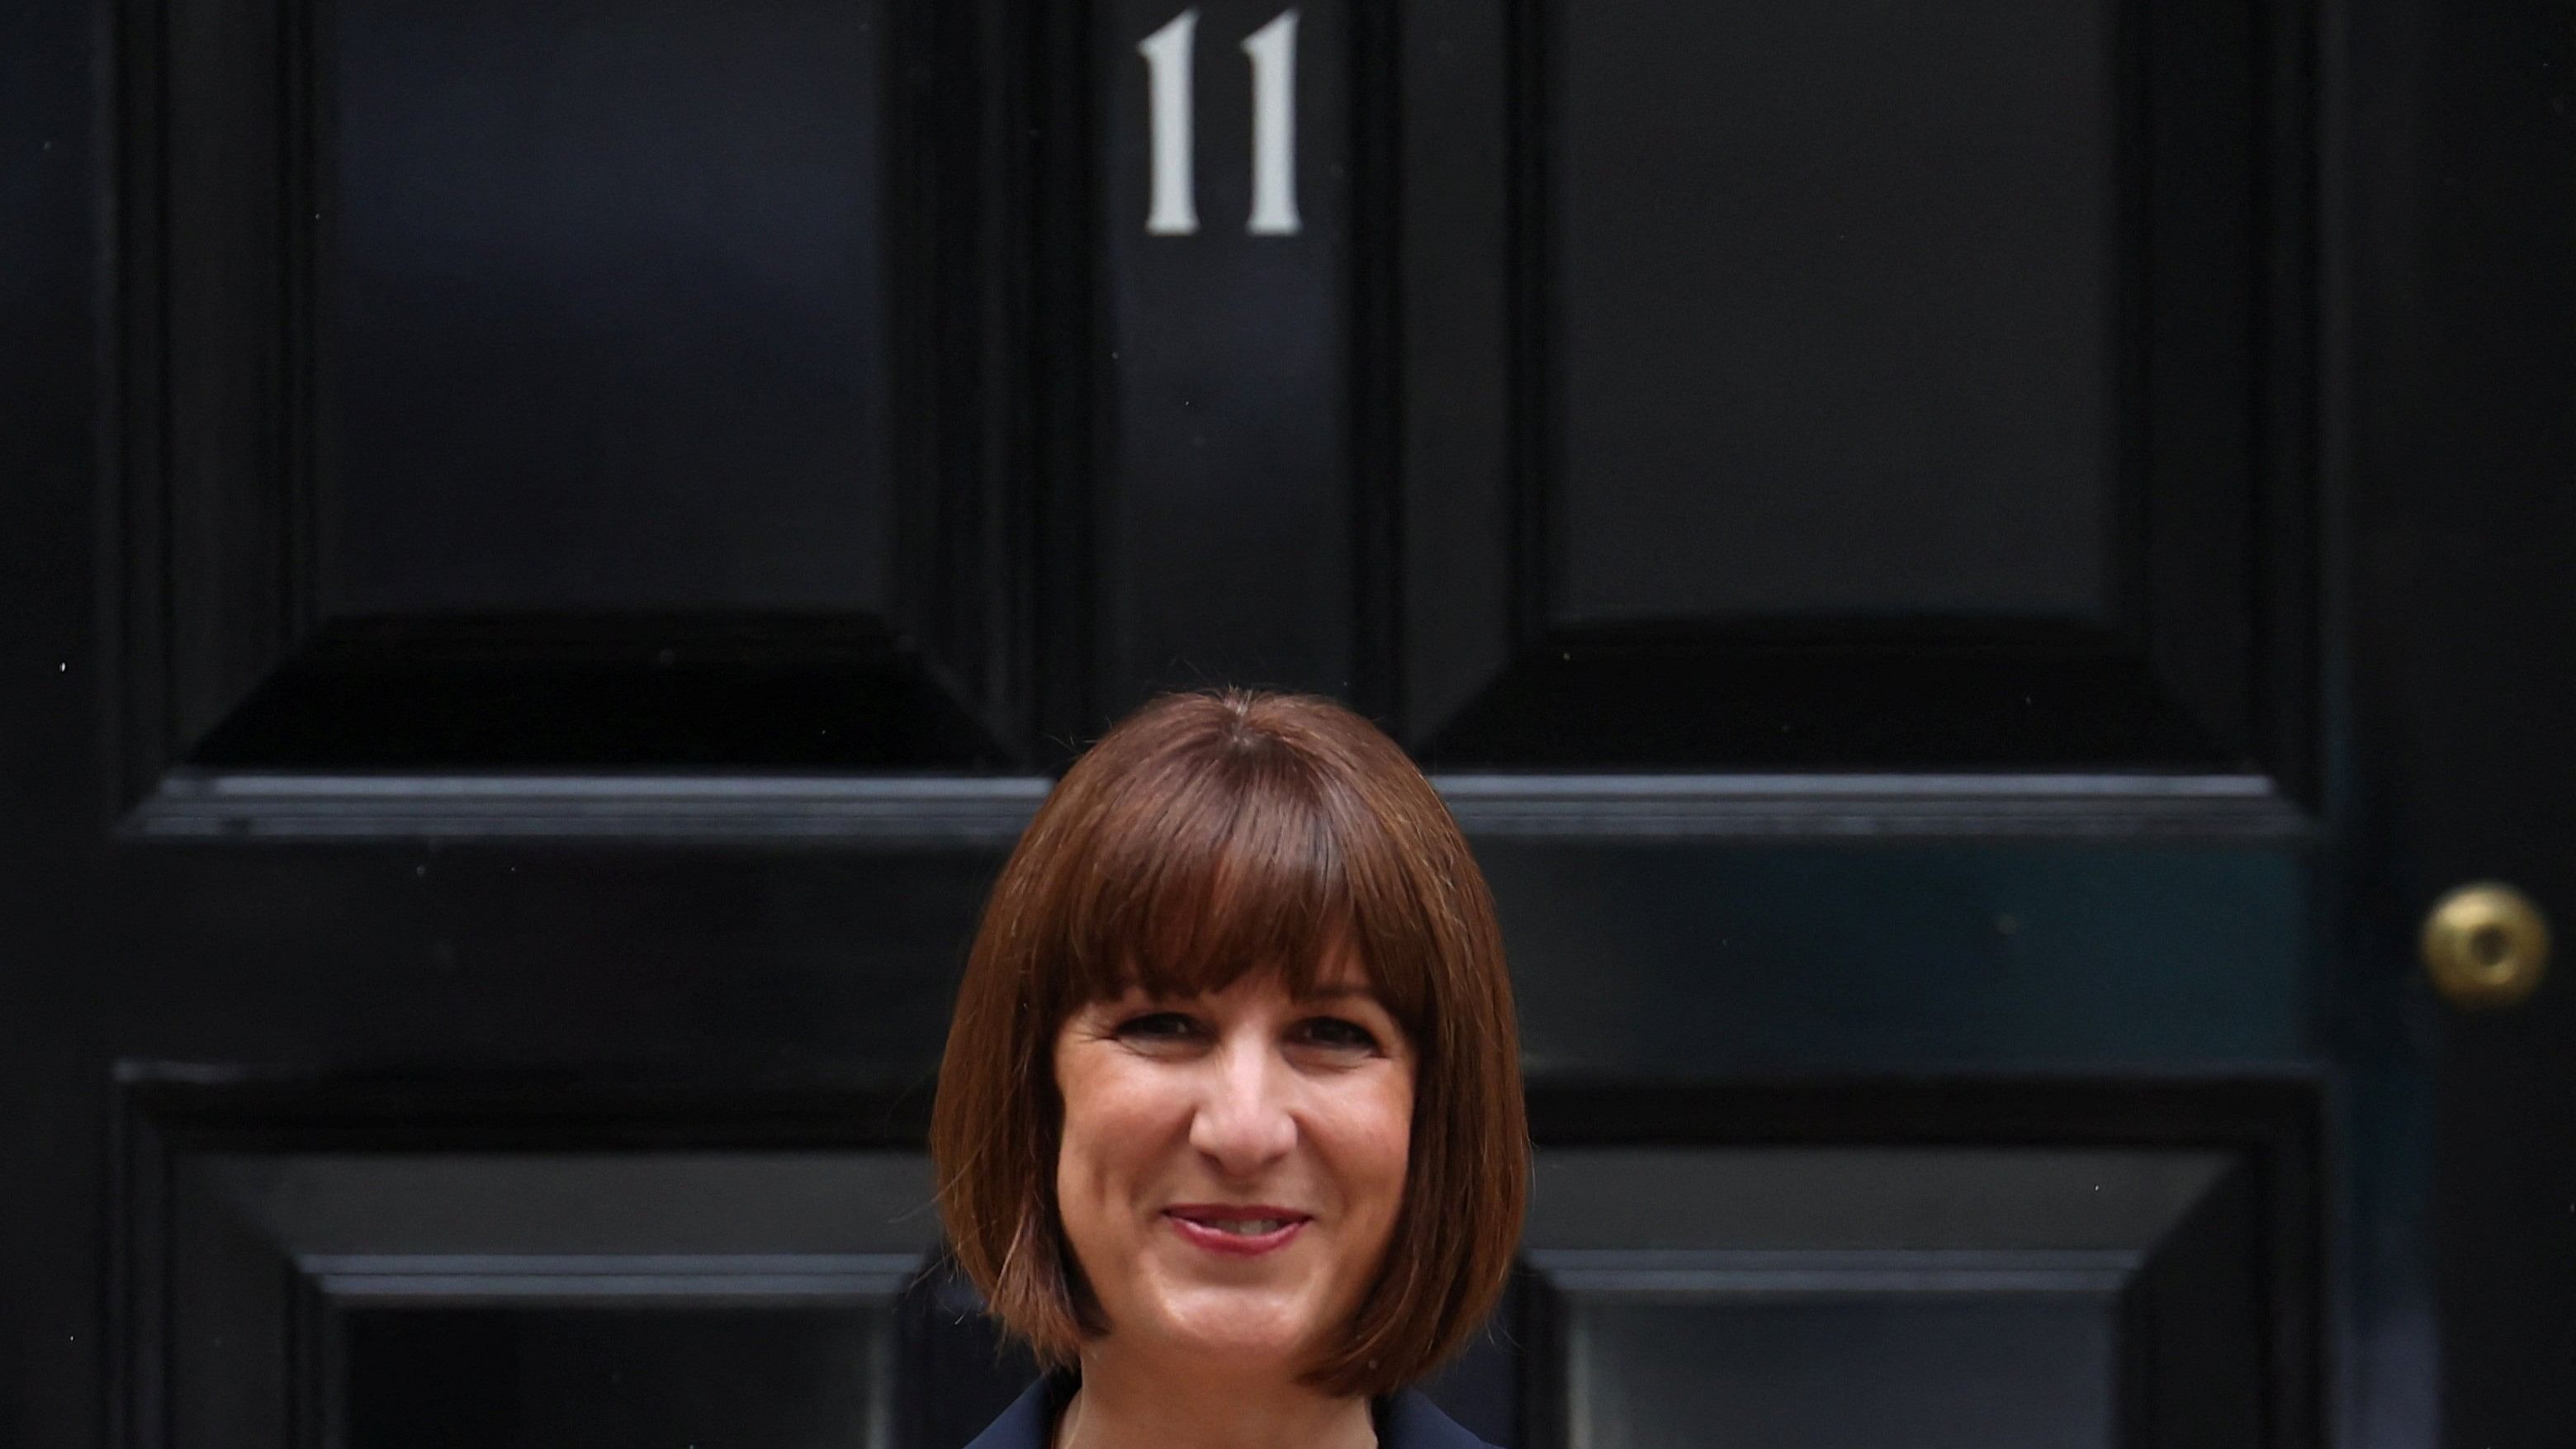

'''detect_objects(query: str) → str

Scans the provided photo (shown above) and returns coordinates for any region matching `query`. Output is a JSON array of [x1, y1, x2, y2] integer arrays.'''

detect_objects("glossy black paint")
[[0, 0, 2564, 1443], [2339, 0, 2576, 1438], [1394, 0, 2316, 781], [1096, 0, 1357, 713]]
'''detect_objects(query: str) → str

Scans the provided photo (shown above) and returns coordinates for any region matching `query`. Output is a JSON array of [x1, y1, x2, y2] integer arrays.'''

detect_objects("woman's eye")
[[1298, 1017, 1380, 1052], [1115, 1011, 1202, 1042]]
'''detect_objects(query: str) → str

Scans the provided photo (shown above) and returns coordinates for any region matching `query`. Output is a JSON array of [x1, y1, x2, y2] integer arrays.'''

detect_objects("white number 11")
[[1139, 7, 1302, 237]]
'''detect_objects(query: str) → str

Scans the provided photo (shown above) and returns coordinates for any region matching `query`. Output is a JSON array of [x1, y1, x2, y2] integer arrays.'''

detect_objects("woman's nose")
[[1186, 1036, 1297, 1175]]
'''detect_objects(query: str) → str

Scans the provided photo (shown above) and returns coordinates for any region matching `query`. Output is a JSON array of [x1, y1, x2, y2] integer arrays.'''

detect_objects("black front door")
[[2, 0, 2568, 1443]]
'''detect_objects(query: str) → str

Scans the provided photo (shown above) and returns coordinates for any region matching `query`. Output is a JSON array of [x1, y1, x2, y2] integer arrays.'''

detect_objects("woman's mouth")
[[1163, 1206, 1311, 1257]]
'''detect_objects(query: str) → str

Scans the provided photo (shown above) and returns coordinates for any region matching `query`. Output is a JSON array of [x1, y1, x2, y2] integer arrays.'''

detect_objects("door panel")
[[1564, 1297, 2116, 1449], [327, 0, 892, 620], [1397, 0, 2308, 779], [345, 1308, 891, 1449], [1550, 0, 2119, 626], [1522, 1147, 2261, 1449], [140, 1137, 935, 1446], [118, 0, 1030, 811], [1491, 842, 2305, 1072]]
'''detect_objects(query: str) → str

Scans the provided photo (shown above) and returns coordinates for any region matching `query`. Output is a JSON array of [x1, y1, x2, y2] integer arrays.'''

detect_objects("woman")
[[932, 688, 1527, 1449]]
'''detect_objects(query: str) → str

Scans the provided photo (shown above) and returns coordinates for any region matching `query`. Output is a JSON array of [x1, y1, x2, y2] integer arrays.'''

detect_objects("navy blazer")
[[962, 1372, 1498, 1449]]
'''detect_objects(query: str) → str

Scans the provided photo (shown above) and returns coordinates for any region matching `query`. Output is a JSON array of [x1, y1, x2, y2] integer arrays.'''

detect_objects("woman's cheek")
[[1359, 1074, 1413, 1225], [1070, 1058, 1172, 1200]]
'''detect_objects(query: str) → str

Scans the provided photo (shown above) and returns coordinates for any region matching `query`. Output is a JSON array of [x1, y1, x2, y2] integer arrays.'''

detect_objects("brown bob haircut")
[[930, 687, 1527, 1399]]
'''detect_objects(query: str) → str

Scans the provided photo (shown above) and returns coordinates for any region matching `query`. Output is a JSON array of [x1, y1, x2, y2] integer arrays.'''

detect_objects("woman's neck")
[[1054, 1347, 1378, 1449]]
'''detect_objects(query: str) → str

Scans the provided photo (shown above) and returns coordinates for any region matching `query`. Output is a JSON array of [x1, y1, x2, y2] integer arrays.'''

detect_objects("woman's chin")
[[1133, 1282, 1326, 1365]]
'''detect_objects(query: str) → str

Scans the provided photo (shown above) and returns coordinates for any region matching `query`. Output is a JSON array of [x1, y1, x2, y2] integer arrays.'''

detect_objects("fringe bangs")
[[1044, 732, 1424, 1031]]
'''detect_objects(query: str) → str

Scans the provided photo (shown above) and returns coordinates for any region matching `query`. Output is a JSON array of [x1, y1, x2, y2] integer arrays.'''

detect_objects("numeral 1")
[[1139, 9, 1200, 234], [1241, 9, 1300, 234], [1138, 7, 1303, 238]]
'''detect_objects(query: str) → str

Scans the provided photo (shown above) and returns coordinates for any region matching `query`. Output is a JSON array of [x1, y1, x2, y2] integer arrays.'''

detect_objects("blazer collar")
[[963, 1371, 1496, 1449]]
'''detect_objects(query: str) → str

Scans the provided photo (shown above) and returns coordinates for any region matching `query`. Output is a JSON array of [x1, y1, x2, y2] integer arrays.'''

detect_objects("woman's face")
[[1052, 951, 1414, 1378]]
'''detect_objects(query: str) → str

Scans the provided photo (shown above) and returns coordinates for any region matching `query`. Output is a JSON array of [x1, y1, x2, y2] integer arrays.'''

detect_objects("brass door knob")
[[2422, 883, 2551, 1008]]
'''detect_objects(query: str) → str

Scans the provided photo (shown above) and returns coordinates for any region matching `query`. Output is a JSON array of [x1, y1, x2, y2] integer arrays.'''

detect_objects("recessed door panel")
[[119, 0, 1033, 812], [1396, 0, 2299, 779], [346, 1308, 890, 1449], [1556, 0, 2117, 625], [1561, 1298, 2114, 1449], [328, 0, 889, 618]]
